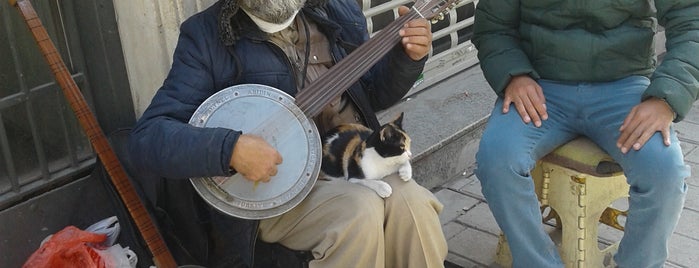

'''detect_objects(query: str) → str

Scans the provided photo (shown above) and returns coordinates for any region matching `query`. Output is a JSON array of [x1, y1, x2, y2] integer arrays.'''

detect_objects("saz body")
[[321, 113, 412, 197]]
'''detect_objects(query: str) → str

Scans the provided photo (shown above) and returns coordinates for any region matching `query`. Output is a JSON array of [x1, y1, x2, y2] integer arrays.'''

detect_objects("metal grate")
[[0, 0, 94, 210]]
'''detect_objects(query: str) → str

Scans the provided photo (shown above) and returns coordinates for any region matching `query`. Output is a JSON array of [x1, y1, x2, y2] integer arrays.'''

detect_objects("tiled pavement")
[[405, 66, 699, 268]]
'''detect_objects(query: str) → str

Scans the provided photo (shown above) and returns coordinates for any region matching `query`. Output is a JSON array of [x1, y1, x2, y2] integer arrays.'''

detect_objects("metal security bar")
[[0, 0, 94, 210], [357, 0, 479, 95]]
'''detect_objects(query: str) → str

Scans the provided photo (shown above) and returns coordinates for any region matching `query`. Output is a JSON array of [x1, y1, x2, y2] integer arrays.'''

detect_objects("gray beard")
[[238, 0, 306, 24]]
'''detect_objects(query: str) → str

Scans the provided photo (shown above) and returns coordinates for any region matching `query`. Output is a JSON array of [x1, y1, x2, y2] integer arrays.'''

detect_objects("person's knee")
[[385, 177, 443, 215], [329, 188, 384, 229], [630, 166, 687, 196], [475, 138, 533, 186], [628, 141, 687, 174], [625, 144, 689, 196]]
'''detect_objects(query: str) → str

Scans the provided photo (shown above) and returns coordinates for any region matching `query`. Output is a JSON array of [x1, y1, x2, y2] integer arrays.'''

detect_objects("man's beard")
[[238, 0, 306, 24]]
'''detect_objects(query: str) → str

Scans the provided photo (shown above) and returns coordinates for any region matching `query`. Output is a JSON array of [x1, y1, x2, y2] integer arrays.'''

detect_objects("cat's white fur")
[[347, 147, 413, 198], [324, 134, 340, 145]]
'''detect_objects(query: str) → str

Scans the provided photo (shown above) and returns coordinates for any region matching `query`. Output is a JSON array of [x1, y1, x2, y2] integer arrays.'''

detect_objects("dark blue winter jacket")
[[126, 0, 425, 266]]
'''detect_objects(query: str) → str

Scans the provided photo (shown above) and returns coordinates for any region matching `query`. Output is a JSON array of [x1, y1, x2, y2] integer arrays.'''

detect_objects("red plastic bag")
[[22, 226, 108, 268]]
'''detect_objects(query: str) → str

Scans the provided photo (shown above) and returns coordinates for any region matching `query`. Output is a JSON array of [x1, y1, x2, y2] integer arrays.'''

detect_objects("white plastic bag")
[[87, 216, 138, 268], [97, 243, 138, 268], [85, 216, 121, 247]]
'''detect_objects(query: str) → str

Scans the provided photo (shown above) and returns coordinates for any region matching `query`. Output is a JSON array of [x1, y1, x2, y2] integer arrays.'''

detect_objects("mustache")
[[238, 0, 306, 24]]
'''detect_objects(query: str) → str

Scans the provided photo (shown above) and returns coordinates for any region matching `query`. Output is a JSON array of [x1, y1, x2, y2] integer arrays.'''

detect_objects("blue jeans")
[[475, 76, 689, 268]]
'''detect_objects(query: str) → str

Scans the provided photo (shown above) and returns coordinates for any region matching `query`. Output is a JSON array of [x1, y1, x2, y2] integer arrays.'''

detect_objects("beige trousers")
[[258, 174, 448, 268]]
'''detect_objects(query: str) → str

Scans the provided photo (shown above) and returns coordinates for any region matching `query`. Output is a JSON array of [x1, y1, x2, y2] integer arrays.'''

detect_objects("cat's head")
[[368, 112, 412, 159]]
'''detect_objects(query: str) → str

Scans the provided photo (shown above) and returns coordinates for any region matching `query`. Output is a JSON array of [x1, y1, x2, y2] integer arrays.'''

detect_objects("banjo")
[[189, 0, 459, 219]]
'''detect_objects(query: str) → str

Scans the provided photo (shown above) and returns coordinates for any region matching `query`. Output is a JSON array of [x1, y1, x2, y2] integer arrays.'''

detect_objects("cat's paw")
[[351, 179, 392, 198], [372, 182, 392, 198], [398, 164, 412, 181]]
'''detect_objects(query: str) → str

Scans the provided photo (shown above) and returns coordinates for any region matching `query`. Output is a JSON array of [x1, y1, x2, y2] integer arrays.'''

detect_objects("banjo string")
[[296, 10, 420, 117]]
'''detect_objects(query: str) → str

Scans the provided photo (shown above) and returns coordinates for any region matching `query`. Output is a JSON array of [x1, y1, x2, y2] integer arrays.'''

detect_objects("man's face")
[[239, 0, 306, 24]]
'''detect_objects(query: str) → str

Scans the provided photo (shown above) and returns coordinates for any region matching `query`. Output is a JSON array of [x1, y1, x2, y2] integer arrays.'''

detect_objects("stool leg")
[[544, 171, 584, 268], [495, 233, 513, 267], [543, 163, 629, 268], [582, 173, 629, 268]]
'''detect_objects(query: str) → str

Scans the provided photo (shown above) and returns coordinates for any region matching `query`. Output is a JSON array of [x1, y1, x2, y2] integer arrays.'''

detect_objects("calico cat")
[[320, 112, 412, 198]]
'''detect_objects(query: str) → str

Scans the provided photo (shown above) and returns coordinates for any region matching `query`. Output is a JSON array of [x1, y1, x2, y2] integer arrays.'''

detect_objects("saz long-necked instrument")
[[9, 0, 178, 267], [189, 0, 458, 220]]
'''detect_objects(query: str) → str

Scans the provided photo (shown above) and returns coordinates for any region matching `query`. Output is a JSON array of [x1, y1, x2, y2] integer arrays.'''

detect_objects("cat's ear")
[[379, 128, 387, 141], [393, 112, 404, 128]]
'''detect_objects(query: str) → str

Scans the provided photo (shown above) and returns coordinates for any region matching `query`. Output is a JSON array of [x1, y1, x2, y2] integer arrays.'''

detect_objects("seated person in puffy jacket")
[[127, 0, 448, 267], [471, 0, 699, 267]]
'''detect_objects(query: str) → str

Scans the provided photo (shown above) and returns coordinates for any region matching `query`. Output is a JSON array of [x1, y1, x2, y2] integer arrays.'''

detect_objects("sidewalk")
[[420, 68, 699, 267]]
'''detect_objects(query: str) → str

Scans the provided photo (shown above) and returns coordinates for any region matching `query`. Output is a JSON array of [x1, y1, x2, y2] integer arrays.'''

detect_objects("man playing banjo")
[[127, 0, 448, 267]]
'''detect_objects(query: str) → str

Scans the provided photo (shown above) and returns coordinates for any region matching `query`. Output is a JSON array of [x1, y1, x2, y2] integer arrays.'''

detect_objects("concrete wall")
[[113, 0, 217, 117]]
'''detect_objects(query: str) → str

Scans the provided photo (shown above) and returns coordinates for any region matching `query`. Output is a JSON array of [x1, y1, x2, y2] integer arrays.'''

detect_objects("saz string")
[[296, 1, 435, 117], [9, 0, 178, 267]]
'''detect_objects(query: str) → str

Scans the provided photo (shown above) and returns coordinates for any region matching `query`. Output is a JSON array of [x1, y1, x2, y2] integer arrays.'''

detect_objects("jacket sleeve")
[[365, 45, 427, 111], [128, 15, 240, 179], [471, 0, 539, 96], [644, 0, 699, 122]]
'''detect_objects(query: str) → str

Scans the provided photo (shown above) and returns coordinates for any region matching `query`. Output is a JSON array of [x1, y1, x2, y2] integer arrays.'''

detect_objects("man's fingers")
[[397, 6, 410, 16], [531, 88, 548, 121], [502, 97, 512, 114], [620, 126, 640, 153], [662, 127, 672, 146], [521, 97, 541, 126], [403, 20, 430, 32], [401, 34, 431, 47], [400, 22, 431, 60], [503, 76, 546, 126], [536, 86, 546, 104], [619, 107, 637, 132], [633, 127, 655, 151], [513, 99, 531, 124], [530, 94, 547, 122], [619, 120, 646, 153], [617, 109, 636, 150], [275, 151, 283, 164]]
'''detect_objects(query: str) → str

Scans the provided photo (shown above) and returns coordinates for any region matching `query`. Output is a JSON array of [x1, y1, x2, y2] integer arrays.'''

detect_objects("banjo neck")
[[295, 0, 457, 118]]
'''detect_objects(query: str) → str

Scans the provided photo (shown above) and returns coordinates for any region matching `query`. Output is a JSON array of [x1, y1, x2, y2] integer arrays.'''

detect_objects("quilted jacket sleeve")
[[471, 0, 540, 96], [128, 12, 240, 179], [645, 0, 699, 122]]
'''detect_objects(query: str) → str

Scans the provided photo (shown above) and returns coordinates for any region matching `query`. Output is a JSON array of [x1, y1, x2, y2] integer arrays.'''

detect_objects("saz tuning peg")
[[429, 0, 460, 24]]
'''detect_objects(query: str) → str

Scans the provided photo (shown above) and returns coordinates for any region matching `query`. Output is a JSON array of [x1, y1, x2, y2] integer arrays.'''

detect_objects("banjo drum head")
[[188, 84, 321, 219]]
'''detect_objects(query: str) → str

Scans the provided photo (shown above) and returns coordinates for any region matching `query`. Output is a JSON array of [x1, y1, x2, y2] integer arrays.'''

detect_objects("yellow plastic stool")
[[495, 136, 630, 268]]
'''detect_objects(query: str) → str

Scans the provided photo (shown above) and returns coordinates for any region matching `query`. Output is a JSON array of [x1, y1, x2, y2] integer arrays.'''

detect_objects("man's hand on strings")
[[230, 134, 283, 183], [398, 6, 432, 61]]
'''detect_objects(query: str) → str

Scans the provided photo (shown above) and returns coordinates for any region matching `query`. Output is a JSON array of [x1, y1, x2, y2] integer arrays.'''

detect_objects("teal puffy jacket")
[[472, 0, 699, 121]]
